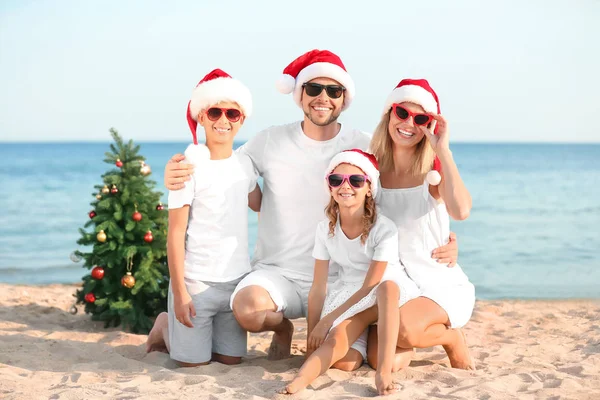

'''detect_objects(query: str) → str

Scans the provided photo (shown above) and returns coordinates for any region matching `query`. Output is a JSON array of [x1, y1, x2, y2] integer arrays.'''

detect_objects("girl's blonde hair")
[[325, 186, 377, 245], [369, 110, 435, 176]]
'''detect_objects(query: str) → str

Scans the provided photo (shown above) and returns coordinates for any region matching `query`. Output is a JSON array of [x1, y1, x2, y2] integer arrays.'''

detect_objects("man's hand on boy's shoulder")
[[165, 154, 195, 191]]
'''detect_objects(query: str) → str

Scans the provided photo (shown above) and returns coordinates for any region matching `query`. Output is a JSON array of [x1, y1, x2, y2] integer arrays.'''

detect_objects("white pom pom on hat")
[[276, 74, 296, 94], [184, 143, 210, 166]]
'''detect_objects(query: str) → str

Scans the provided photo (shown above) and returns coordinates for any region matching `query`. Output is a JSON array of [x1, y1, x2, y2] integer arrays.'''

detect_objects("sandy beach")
[[0, 283, 599, 399]]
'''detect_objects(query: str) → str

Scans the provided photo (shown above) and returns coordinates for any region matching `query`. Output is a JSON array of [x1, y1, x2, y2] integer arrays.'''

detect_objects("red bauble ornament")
[[132, 211, 142, 222], [116, 159, 123, 168], [111, 185, 118, 194], [88, 210, 96, 219], [156, 203, 164, 211], [84, 293, 96, 303], [91, 266, 105, 280], [144, 230, 154, 243]]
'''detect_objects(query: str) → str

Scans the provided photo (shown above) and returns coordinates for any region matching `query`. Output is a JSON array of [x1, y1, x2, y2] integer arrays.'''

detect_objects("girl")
[[367, 78, 476, 371], [279, 149, 420, 396]]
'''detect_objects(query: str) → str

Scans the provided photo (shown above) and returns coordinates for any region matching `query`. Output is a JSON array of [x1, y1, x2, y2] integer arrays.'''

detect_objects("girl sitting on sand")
[[279, 149, 420, 396]]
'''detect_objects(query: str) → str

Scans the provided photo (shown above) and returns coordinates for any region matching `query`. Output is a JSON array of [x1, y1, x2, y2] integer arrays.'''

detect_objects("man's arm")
[[248, 184, 262, 212]]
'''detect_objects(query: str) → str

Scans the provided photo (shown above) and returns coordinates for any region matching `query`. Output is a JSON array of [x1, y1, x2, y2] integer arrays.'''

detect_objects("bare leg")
[[279, 309, 377, 395], [331, 348, 363, 371], [375, 281, 400, 395], [146, 312, 170, 353], [397, 297, 474, 370], [232, 285, 294, 360], [367, 326, 414, 372], [212, 353, 242, 365]]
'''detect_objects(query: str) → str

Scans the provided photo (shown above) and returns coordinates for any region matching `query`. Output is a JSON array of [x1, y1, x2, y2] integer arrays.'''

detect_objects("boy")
[[146, 68, 260, 366]]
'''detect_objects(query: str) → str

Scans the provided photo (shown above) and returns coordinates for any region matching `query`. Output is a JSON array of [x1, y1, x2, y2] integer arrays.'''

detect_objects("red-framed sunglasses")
[[326, 173, 370, 189], [206, 107, 243, 123], [391, 104, 433, 126]]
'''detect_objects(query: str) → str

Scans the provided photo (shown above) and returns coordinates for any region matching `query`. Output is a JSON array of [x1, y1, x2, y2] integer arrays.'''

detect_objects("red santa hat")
[[276, 49, 355, 111], [383, 78, 442, 186], [326, 149, 380, 198], [184, 68, 252, 164]]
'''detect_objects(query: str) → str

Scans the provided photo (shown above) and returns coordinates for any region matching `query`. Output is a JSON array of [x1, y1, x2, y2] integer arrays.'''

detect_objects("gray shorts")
[[168, 276, 247, 364]]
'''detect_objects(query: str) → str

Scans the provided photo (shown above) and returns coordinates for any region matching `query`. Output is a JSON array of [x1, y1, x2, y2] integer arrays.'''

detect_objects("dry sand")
[[1, 283, 599, 399]]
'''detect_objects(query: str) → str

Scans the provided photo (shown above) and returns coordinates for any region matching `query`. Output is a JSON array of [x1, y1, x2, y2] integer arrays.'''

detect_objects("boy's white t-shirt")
[[238, 121, 371, 282], [312, 214, 403, 283], [168, 152, 257, 282]]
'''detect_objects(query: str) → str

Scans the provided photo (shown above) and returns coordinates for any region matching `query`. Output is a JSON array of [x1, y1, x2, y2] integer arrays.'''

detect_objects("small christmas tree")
[[74, 128, 169, 333]]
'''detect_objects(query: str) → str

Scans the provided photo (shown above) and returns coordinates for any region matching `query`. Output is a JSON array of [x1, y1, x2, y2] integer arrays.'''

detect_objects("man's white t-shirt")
[[168, 152, 257, 282], [312, 215, 403, 283], [238, 121, 371, 282]]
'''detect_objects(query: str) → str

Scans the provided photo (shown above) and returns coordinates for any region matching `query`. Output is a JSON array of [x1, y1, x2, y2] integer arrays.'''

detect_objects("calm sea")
[[1, 141, 598, 299]]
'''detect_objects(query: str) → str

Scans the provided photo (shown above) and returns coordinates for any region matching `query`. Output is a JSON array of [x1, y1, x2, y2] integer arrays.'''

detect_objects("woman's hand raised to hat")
[[420, 113, 450, 155], [164, 154, 195, 191]]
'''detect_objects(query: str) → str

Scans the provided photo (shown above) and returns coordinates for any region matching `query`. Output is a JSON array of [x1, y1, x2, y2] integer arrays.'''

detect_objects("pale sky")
[[1, 0, 598, 143]]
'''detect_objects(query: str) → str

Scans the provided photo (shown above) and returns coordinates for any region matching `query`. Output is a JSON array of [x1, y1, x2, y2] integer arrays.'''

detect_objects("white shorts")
[[420, 282, 476, 328], [229, 268, 369, 358], [230, 268, 312, 320], [168, 277, 247, 364]]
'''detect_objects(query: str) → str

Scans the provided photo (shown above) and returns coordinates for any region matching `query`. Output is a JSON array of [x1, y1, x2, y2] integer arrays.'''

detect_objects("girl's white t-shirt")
[[312, 214, 403, 283]]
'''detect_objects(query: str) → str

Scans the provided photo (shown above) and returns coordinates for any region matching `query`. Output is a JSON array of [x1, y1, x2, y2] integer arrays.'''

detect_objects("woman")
[[366, 78, 475, 372]]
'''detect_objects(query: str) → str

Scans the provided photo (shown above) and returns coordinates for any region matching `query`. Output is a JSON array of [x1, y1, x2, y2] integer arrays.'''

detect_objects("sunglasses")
[[206, 107, 243, 123], [327, 173, 370, 189], [392, 104, 433, 126], [302, 82, 346, 99]]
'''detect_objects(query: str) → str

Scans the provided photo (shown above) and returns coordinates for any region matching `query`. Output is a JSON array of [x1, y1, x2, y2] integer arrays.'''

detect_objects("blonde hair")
[[369, 110, 435, 176], [325, 191, 377, 245]]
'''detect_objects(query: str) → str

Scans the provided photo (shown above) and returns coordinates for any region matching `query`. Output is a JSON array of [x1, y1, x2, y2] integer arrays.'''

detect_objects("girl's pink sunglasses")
[[326, 173, 370, 189]]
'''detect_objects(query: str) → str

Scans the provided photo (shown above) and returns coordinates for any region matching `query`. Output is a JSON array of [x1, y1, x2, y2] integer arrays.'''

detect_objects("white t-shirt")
[[312, 214, 402, 283], [238, 121, 371, 282], [168, 152, 258, 282]]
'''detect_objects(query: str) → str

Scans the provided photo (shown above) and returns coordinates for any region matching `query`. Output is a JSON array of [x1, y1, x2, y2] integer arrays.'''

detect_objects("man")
[[163, 50, 458, 365]]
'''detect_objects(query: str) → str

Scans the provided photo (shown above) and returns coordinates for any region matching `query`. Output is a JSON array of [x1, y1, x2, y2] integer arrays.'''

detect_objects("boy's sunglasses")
[[206, 107, 243, 122], [392, 104, 433, 126], [302, 82, 346, 99], [327, 173, 370, 189]]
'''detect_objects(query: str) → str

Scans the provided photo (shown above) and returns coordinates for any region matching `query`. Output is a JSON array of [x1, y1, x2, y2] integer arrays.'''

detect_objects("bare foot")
[[268, 318, 294, 360], [392, 347, 415, 372], [277, 376, 310, 395], [375, 372, 399, 396], [146, 312, 169, 353], [443, 328, 475, 370]]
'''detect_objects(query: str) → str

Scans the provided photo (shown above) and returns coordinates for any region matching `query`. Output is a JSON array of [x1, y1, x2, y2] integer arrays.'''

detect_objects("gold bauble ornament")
[[101, 185, 110, 194], [96, 193, 102, 200], [121, 272, 136, 288], [140, 162, 151, 176], [97, 230, 107, 242]]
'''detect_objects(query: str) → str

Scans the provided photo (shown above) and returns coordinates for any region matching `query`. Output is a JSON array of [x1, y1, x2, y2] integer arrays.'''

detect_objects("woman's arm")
[[422, 114, 472, 220], [437, 148, 472, 220], [167, 207, 195, 327]]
